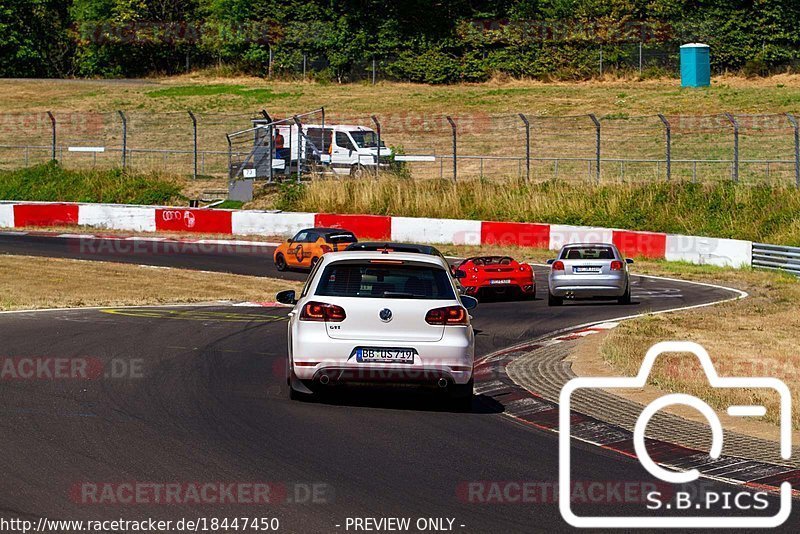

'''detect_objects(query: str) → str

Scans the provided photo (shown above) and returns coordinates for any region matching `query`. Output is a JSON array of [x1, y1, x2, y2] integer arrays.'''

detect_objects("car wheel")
[[310, 256, 320, 269], [275, 253, 287, 272], [618, 284, 632, 305], [548, 292, 563, 306]]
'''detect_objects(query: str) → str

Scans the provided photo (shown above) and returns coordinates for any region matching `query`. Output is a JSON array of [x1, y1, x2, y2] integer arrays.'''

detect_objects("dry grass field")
[[0, 254, 301, 310], [3, 75, 800, 182], [3, 74, 800, 115]]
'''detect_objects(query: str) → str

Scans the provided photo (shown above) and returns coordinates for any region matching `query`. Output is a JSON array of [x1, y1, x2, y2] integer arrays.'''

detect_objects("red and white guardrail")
[[0, 201, 752, 267]]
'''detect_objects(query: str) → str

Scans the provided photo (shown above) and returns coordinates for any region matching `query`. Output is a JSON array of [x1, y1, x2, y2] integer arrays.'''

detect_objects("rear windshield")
[[470, 256, 512, 266], [325, 232, 357, 244], [560, 246, 616, 260], [350, 243, 429, 254], [315, 261, 455, 300]]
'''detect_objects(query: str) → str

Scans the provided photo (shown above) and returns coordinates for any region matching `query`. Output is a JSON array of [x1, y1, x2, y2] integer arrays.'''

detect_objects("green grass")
[[0, 161, 184, 205], [212, 200, 244, 209], [282, 177, 800, 246], [145, 84, 300, 102]]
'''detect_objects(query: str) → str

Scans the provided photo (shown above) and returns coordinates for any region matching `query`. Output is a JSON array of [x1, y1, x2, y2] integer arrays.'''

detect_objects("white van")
[[273, 124, 392, 177]]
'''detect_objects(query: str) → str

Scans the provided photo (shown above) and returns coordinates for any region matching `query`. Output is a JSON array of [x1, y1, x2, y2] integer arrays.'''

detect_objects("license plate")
[[489, 279, 511, 284], [573, 267, 601, 273], [354, 347, 416, 364]]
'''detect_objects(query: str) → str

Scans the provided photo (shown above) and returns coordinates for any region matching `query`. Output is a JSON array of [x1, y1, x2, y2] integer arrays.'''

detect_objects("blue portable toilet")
[[680, 43, 710, 87]]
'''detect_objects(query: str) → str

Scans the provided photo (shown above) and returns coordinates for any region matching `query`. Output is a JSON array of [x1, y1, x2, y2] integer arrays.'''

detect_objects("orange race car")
[[273, 227, 358, 271]]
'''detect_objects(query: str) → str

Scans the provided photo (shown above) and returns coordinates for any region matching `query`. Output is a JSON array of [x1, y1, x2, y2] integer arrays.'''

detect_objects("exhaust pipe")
[[437, 378, 448, 389], [319, 374, 330, 385]]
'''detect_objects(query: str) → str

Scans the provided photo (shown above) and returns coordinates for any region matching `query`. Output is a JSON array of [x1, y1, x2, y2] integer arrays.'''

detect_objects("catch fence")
[[1, 110, 799, 186]]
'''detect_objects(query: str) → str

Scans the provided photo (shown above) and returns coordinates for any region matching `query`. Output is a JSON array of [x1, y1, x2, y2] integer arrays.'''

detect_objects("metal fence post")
[[46, 111, 56, 161], [787, 113, 800, 188], [638, 42, 643, 75], [446, 116, 457, 183], [293, 115, 303, 183], [519, 113, 530, 182], [267, 123, 275, 183], [658, 114, 671, 181], [187, 110, 197, 179], [371, 115, 381, 178], [225, 134, 233, 180], [320, 107, 326, 156], [117, 111, 127, 169], [589, 114, 601, 183], [725, 113, 739, 183]]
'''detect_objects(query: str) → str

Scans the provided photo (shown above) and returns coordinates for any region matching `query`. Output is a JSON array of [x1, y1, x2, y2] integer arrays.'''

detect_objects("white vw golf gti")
[[276, 250, 477, 407]]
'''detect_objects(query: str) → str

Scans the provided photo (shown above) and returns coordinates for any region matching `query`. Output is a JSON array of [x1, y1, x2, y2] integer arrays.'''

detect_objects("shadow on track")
[[290, 386, 504, 415]]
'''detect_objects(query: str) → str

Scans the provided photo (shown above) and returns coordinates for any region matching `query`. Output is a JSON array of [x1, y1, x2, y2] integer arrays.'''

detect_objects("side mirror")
[[626, 258, 634, 264], [454, 269, 467, 279], [461, 295, 478, 310], [546, 259, 556, 265], [275, 290, 297, 305]]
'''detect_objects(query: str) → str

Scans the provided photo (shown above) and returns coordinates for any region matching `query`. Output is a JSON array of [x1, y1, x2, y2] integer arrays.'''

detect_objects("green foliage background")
[[1, 0, 799, 81]]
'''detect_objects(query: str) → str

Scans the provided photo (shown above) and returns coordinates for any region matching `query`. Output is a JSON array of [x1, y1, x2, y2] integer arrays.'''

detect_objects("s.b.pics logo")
[[559, 341, 792, 529]]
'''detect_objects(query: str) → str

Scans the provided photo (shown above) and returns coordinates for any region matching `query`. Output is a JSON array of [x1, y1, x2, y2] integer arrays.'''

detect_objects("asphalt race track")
[[1, 233, 796, 532]]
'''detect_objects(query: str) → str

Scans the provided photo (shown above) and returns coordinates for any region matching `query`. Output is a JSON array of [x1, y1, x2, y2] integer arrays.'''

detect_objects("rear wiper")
[[382, 292, 419, 299]]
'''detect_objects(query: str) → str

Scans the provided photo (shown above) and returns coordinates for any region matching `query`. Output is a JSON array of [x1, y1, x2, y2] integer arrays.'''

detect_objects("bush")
[[274, 180, 306, 211]]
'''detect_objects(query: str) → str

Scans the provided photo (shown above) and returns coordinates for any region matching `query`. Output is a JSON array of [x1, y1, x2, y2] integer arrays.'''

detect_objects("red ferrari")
[[453, 256, 536, 301]]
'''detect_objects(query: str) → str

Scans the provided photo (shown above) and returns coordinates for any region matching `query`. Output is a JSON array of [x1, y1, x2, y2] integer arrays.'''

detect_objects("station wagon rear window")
[[560, 246, 616, 260], [316, 262, 455, 300]]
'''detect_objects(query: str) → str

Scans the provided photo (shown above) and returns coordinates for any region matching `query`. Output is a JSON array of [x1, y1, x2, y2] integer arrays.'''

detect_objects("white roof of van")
[[277, 124, 374, 131]]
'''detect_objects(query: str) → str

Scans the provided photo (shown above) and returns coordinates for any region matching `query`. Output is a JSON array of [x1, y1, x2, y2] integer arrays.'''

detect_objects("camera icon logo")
[[559, 341, 792, 529]]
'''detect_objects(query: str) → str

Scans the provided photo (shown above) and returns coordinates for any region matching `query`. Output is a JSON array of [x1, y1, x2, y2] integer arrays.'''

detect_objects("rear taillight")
[[300, 301, 346, 322], [551, 261, 565, 271], [610, 260, 624, 271], [320, 245, 332, 254], [425, 305, 468, 325]]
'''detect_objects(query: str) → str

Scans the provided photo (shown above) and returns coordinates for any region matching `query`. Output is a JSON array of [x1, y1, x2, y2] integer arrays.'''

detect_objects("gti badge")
[[379, 308, 393, 322]]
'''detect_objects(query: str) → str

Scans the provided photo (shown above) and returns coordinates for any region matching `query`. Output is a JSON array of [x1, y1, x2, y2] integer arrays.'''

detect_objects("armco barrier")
[[315, 213, 392, 240], [665, 235, 752, 268], [232, 211, 315, 237], [155, 208, 232, 234], [391, 217, 482, 245], [481, 221, 550, 248], [612, 230, 667, 260], [752, 243, 800, 276], [13, 203, 79, 227], [549, 225, 614, 250], [78, 205, 156, 232], [0, 201, 756, 268], [0, 204, 13, 228]]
